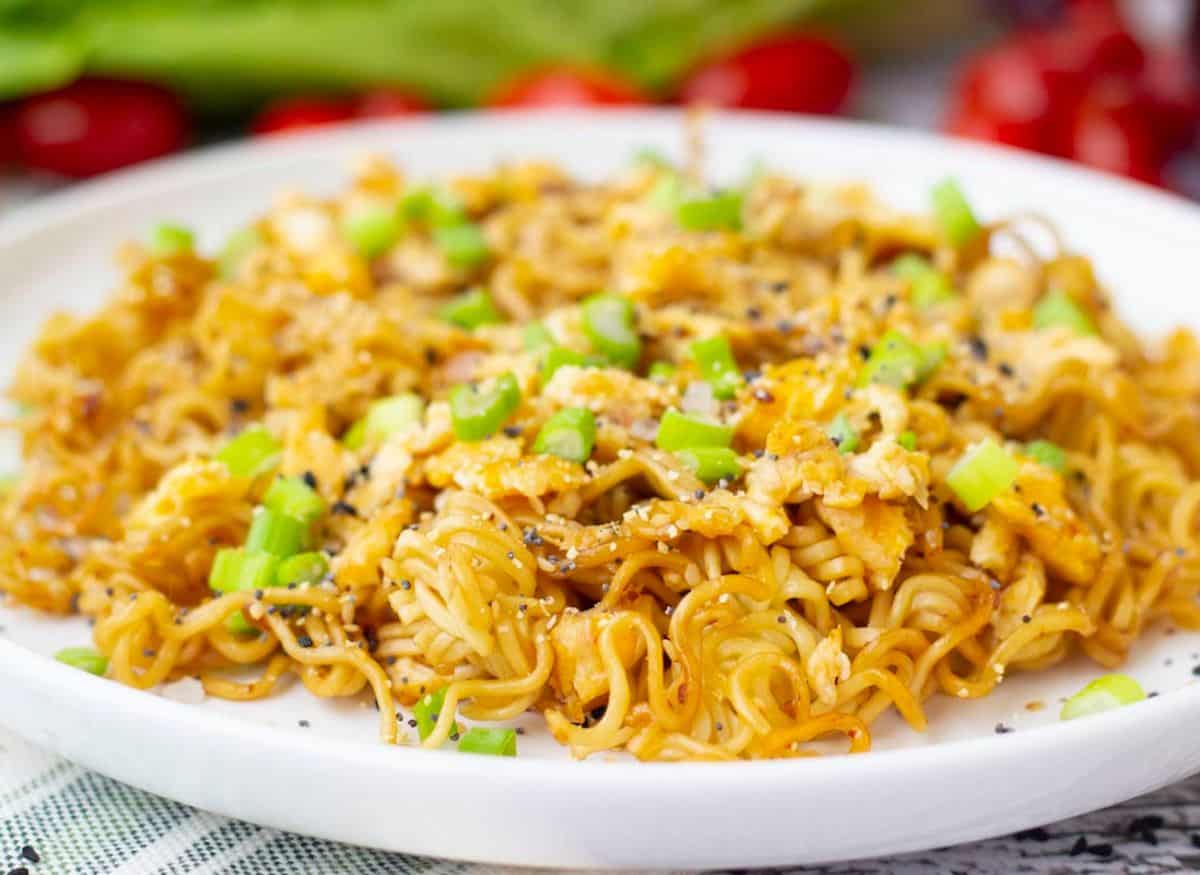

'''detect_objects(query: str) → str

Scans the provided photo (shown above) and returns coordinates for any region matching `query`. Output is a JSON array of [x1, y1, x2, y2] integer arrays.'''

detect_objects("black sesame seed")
[[776, 615, 786, 624], [19, 846, 39, 864], [331, 500, 358, 517], [523, 527, 544, 547], [967, 336, 989, 360], [1190, 664, 1200, 677], [1068, 836, 1087, 856], [506, 551, 515, 560], [230, 398, 250, 414], [302, 470, 318, 489], [298, 719, 310, 728], [694, 489, 706, 500], [857, 344, 871, 360], [998, 362, 1015, 377], [515, 727, 526, 735], [994, 722, 1013, 734], [424, 347, 438, 364], [745, 307, 762, 320], [503, 425, 523, 438], [776, 320, 793, 334], [770, 281, 789, 294], [400, 579, 412, 591], [297, 635, 314, 648], [1021, 614, 1031, 624]]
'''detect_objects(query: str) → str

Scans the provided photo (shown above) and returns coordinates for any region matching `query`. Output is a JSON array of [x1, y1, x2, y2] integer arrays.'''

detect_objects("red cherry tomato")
[[1137, 46, 1200, 156], [353, 88, 431, 118], [0, 104, 17, 166], [676, 32, 854, 115], [1066, 78, 1163, 184], [487, 66, 648, 109], [12, 78, 189, 179], [943, 41, 1053, 151], [251, 97, 354, 136]]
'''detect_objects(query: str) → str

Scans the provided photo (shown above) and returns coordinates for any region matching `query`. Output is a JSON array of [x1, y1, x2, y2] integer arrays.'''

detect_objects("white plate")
[[3, 111, 1200, 870]]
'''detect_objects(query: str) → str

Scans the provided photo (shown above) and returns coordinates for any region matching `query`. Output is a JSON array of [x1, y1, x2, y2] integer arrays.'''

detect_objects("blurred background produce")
[[0, 0, 1197, 197]]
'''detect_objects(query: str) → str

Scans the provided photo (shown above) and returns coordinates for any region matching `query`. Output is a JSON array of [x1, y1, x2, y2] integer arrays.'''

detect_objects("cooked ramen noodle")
[[4, 151, 1199, 761]]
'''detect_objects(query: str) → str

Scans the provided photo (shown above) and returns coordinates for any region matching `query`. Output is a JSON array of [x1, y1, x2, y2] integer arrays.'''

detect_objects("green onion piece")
[[1026, 439, 1066, 474], [689, 336, 742, 400], [245, 508, 306, 558], [148, 222, 194, 256], [1061, 673, 1146, 721], [946, 439, 1019, 512], [910, 271, 957, 309], [646, 173, 685, 210], [891, 253, 934, 280], [898, 430, 918, 451], [433, 222, 489, 268], [523, 322, 554, 351], [541, 346, 599, 382], [263, 476, 326, 524], [533, 407, 596, 463], [341, 204, 401, 259], [634, 147, 669, 168], [930, 178, 981, 246], [856, 331, 945, 390], [218, 227, 261, 279], [1032, 290, 1096, 336], [226, 610, 258, 636], [439, 288, 502, 330], [400, 188, 465, 226], [276, 551, 329, 587], [826, 414, 859, 454], [344, 393, 426, 450], [450, 373, 521, 441], [209, 548, 281, 594], [676, 447, 741, 484], [54, 646, 108, 676], [215, 425, 281, 479], [647, 361, 676, 383], [413, 687, 461, 742], [581, 293, 641, 369], [342, 420, 367, 450], [457, 727, 518, 757], [655, 409, 734, 451], [675, 190, 743, 232]]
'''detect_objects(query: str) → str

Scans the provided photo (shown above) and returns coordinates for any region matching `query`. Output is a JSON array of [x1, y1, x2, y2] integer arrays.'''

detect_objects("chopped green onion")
[[581, 293, 641, 369], [1061, 673, 1145, 720], [341, 204, 401, 259], [400, 188, 465, 226], [148, 222, 194, 256], [689, 336, 742, 400], [647, 361, 676, 382], [826, 414, 859, 454], [209, 548, 281, 593], [676, 447, 741, 484], [439, 288, 502, 330], [1032, 290, 1096, 336], [634, 147, 670, 168], [930, 178, 981, 246], [276, 551, 329, 587], [457, 727, 518, 756], [675, 190, 743, 232], [215, 425, 281, 479], [1025, 439, 1066, 474], [645, 173, 685, 210], [910, 271, 957, 309], [533, 407, 596, 463], [245, 508, 306, 558], [891, 253, 934, 280], [898, 430, 918, 451], [218, 227, 261, 279], [541, 346, 601, 382], [946, 439, 1019, 512], [263, 476, 326, 524], [413, 687, 461, 742], [655, 409, 734, 451], [54, 646, 108, 676], [856, 331, 945, 390], [226, 610, 258, 636], [450, 373, 521, 441], [344, 393, 426, 450], [522, 322, 554, 351], [433, 222, 489, 268]]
